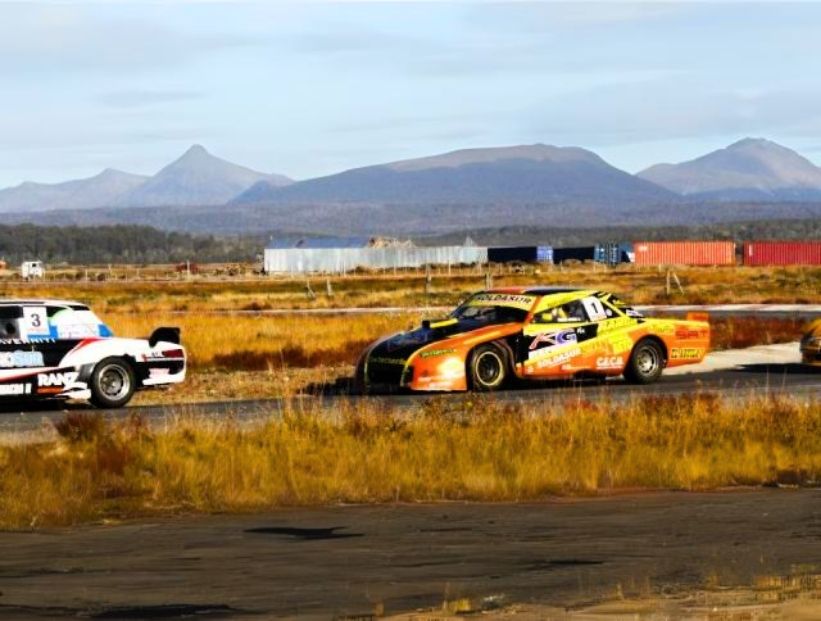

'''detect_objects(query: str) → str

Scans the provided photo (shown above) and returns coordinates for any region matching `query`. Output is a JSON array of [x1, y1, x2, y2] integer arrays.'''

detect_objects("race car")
[[800, 318, 821, 366], [356, 287, 710, 392], [0, 299, 186, 407]]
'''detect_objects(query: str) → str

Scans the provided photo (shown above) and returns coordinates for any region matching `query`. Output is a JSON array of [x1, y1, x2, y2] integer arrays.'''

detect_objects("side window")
[[533, 300, 589, 324], [0, 306, 22, 338]]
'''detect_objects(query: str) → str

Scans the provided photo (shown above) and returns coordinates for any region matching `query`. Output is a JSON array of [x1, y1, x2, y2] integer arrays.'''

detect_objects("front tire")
[[89, 357, 136, 408], [624, 339, 665, 385], [468, 343, 509, 391]]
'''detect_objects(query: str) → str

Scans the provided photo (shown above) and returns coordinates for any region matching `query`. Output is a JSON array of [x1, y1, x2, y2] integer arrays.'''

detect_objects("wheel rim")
[[476, 351, 503, 386], [636, 346, 660, 376], [99, 364, 130, 400]]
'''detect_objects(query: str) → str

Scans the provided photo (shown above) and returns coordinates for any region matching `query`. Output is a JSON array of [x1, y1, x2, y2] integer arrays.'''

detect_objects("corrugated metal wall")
[[633, 241, 736, 266], [742, 241, 821, 266], [263, 246, 488, 274]]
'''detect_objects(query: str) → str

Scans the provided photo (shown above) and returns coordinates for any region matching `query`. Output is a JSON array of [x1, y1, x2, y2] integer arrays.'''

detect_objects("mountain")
[[638, 138, 821, 200], [0, 168, 148, 213], [232, 144, 677, 206], [116, 145, 292, 207]]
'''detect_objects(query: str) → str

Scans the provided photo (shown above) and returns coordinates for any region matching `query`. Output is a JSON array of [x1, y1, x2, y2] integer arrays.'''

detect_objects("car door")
[[518, 298, 600, 377]]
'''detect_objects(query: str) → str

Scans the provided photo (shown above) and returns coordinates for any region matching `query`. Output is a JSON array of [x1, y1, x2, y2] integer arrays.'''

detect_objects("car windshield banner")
[[465, 293, 537, 310]]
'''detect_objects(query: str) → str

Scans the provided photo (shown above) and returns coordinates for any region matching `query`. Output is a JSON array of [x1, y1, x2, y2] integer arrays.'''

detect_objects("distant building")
[[21, 261, 45, 280], [263, 237, 487, 274]]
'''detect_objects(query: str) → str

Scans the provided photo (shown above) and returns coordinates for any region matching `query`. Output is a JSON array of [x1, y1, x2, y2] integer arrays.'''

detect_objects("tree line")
[[0, 224, 261, 265]]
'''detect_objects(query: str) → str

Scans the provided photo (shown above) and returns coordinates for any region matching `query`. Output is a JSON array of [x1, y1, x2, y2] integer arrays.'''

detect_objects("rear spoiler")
[[686, 311, 710, 323], [149, 326, 181, 347]]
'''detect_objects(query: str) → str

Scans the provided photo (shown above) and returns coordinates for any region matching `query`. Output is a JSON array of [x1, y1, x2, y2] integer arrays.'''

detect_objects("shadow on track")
[[733, 363, 818, 375]]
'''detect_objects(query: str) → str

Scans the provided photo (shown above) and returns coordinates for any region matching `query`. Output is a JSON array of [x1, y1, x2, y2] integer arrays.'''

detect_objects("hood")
[[369, 317, 487, 361]]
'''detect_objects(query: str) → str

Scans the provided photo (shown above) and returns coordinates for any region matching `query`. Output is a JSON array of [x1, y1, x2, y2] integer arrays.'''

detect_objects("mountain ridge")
[[638, 137, 821, 199]]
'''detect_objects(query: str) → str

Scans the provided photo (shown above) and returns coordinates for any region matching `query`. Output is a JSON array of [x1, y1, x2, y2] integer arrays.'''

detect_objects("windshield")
[[450, 292, 535, 325]]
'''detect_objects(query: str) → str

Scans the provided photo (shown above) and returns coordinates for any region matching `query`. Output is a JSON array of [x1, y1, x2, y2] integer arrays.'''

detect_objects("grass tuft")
[[0, 394, 818, 529]]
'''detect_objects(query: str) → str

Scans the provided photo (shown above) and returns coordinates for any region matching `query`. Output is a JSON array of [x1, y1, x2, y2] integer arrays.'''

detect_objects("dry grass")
[[710, 316, 808, 350], [2, 265, 819, 314], [106, 312, 420, 370], [0, 394, 818, 528]]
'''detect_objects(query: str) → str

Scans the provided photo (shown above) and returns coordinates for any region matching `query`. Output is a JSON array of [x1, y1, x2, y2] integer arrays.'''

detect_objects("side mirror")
[[421, 319, 431, 330]]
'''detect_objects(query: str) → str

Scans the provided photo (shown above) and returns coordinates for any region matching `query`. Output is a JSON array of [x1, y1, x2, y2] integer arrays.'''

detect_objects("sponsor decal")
[[38, 371, 79, 388], [419, 348, 457, 359], [597, 317, 635, 334], [0, 383, 31, 396], [0, 350, 44, 368], [369, 357, 407, 366], [596, 356, 624, 370], [528, 329, 578, 357], [675, 327, 702, 339], [467, 293, 536, 310], [0, 338, 55, 345], [671, 348, 704, 360], [56, 324, 99, 339], [533, 347, 582, 370]]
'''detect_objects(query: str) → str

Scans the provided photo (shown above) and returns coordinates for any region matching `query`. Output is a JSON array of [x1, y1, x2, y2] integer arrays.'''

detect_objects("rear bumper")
[[801, 347, 821, 366]]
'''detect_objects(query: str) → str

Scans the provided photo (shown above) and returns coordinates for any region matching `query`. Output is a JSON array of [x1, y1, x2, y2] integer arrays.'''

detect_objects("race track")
[[1, 362, 818, 436]]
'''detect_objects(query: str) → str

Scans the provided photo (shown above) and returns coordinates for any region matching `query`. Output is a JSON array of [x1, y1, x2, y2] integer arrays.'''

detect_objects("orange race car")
[[356, 287, 710, 392]]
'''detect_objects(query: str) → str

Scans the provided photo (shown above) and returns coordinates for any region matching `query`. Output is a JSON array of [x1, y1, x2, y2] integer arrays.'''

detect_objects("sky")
[[2, 1, 821, 187]]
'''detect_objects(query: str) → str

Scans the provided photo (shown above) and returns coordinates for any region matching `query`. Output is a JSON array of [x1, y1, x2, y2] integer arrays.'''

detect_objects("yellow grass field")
[[2, 264, 819, 313], [1, 394, 818, 528]]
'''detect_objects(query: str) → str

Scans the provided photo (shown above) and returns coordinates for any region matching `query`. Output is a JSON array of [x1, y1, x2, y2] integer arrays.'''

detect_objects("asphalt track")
[[1, 362, 818, 435], [0, 489, 818, 619]]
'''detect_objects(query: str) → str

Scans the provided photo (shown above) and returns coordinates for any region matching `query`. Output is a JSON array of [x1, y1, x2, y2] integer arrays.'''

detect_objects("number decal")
[[23, 307, 50, 337], [581, 297, 607, 322]]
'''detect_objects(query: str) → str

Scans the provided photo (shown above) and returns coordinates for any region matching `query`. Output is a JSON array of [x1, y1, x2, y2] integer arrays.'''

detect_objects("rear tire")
[[624, 339, 665, 385], [468, 343, 509, 391], [90, 357, 136, 408]]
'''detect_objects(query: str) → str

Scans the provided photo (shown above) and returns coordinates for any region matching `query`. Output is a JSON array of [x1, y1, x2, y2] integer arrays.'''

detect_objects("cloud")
[[0, 4, 256, 75], [96, 90, 203, 109], [523, 77, 821, 147]]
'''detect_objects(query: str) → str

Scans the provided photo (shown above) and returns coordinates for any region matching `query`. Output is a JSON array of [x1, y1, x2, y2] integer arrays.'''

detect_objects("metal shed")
[[263, 238, 488, 274]]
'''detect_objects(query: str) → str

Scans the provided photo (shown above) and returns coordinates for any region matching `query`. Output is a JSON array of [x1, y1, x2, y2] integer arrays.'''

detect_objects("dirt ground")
[[0, 489, 818, 619]]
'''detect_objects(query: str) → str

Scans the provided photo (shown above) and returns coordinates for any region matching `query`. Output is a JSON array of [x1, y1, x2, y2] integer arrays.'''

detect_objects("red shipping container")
[[743, 241, 821, 266], [633, 241, 736, 266]]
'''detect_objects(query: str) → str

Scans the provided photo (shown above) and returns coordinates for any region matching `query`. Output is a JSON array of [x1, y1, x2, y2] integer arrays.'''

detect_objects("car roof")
[[0, 299, 88, 308], [484, 286, 592, 296]]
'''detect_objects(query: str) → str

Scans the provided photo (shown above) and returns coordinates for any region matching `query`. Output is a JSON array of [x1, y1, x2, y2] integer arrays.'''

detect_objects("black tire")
[[89, 357, 136, 408], [468, 343, 509, 391], [624, 339, 665, 385]]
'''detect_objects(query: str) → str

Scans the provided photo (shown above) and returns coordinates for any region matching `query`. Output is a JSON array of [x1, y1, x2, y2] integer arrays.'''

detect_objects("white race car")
[[0, 299, 186, 408]]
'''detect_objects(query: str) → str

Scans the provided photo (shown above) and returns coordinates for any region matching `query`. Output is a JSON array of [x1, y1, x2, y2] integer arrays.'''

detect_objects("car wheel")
[[468, 343, 508, 391], [624, 339, 665, 385], [90, 357, 136, 408]]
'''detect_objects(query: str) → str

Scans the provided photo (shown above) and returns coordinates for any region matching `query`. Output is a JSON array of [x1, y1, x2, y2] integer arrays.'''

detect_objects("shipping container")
[[742, 241, 821, 266], [552, 246, 597, 264], [633, 241, 736, 266], [488, 246, 553, 264], [594, 242, 634, 266]]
